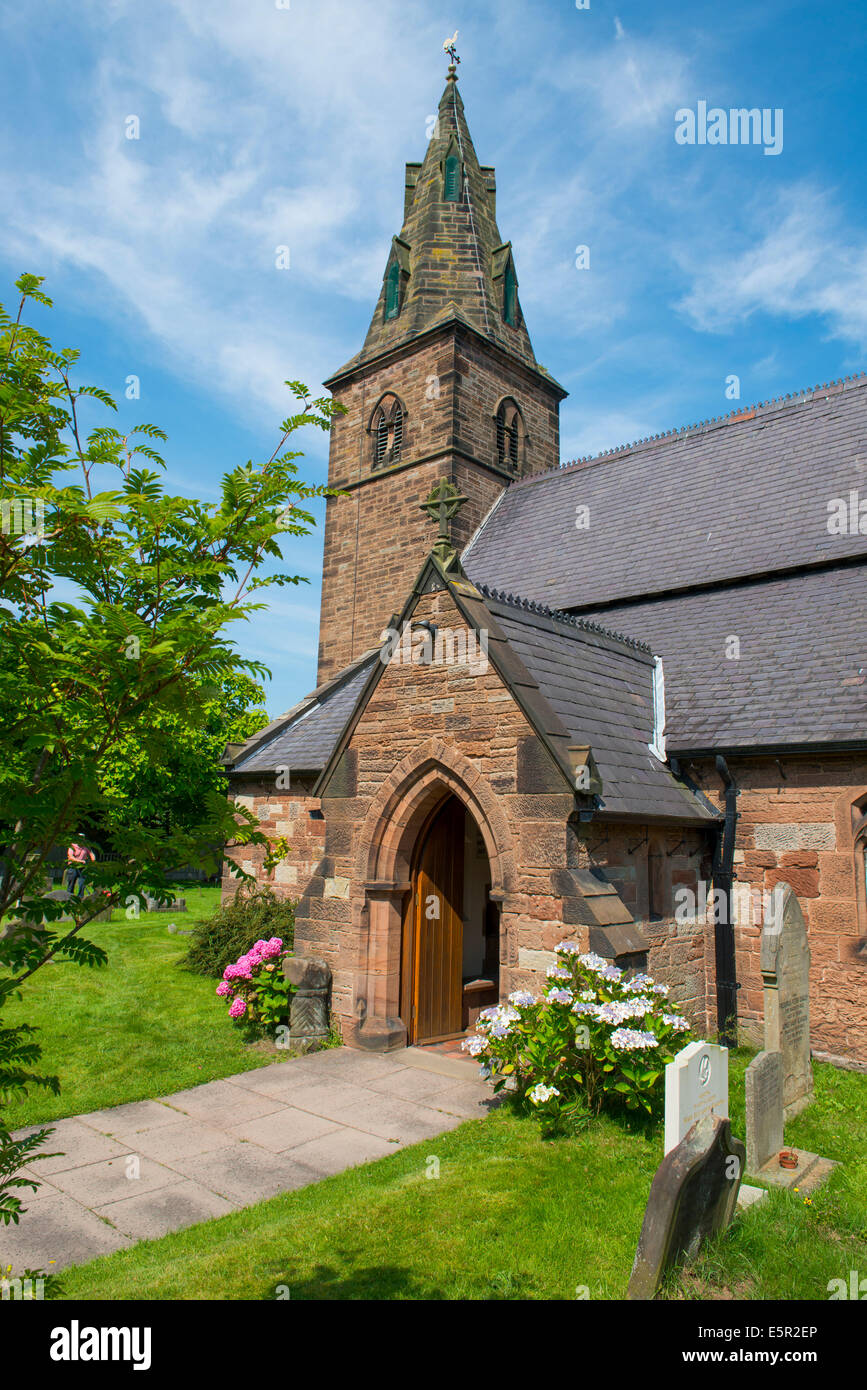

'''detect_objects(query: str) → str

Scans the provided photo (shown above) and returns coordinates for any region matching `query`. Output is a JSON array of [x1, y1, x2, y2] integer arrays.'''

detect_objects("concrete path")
[[3, 1046, 492, 1273]]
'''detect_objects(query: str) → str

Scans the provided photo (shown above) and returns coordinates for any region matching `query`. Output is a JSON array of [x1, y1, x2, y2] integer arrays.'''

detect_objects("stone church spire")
[[332, 67, 544, 379], [316, 64, 566, 686]]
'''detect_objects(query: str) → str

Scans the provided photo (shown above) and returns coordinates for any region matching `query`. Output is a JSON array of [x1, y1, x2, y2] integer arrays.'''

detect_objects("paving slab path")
[[3, 1046, 493, 1273]]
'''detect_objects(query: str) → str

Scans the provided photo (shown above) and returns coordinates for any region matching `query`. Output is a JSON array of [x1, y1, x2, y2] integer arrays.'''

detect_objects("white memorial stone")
[[664, 1040, 729, 1155]]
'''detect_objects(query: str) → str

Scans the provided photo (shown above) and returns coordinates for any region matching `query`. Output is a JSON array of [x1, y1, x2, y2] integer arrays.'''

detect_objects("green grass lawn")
[[4, 885, 278, 1130], [54, 1049, 867, 1302]]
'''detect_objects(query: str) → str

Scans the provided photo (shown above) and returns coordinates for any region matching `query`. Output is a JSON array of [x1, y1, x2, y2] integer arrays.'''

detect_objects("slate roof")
[[479, 590, 716, 823], [228, 654, 378, 776], [464, 376, 867, 611], [579, 564, 867, 753], [464, 375, 867, 752]]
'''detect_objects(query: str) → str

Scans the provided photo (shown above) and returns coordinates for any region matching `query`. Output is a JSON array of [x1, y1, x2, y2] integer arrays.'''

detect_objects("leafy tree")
[[0, 273, 340, 1235], [97, 670, 269, 835]]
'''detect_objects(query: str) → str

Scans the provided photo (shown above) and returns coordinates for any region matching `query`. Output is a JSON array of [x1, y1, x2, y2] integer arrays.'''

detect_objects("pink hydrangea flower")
[[259, 939, 282, 959], [228, 997, 247, 1019], [215, 981, 232, 997]]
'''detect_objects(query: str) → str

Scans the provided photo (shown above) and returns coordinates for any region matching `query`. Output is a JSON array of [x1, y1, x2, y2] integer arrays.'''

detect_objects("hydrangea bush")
[[462, 943, 691, 1125], [215, 937, 292, 1035]]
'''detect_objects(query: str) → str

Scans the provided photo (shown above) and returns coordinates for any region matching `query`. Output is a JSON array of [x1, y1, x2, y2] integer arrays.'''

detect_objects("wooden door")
[[405, 797, 465, 1044]]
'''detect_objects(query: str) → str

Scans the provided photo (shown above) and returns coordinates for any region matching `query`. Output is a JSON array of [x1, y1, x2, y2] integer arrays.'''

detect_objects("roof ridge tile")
[[477, 582, 654, 654], [504, 370, 867, 486]]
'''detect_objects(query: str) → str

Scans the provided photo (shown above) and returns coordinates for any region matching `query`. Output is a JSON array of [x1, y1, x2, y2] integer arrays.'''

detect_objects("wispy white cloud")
[[675, 184, 867, 348]]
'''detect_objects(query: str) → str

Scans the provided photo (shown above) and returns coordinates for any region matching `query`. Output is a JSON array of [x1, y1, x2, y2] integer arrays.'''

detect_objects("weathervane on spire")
[[443, 30, 460, 72]]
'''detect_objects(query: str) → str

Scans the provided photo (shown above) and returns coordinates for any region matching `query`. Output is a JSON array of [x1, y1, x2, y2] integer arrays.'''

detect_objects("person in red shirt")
[[66, 839, 95, 898]]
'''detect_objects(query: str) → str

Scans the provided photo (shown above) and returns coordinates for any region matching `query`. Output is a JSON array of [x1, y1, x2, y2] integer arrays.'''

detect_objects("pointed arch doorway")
[[400, 793, 499, 1045]]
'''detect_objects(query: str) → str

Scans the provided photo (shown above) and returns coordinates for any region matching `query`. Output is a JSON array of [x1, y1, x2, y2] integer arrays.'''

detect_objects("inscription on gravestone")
[[664, 1040, 728, 1155], [761, 883, 813, 1117], [745, 1049, 784, 1173]]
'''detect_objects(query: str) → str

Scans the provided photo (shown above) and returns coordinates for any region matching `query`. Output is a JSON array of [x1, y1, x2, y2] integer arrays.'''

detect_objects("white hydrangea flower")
[[546, 964, 571, 980], [545, 987, 574, 1005], [623, 972, 655, 993], [598, 964, 623, 983], [578, 951, 608, 972], [572, 1000, 602, 1018], [528, 1083, 560, 1104], [508, 990, 539, 1008], [624, 995, 655, 1017], [609, 1027, 658, 1051], [663, 1013, 690, 1032]]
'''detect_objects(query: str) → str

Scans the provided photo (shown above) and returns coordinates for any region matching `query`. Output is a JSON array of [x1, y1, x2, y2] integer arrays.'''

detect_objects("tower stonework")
[[317, 69, 566, 684]]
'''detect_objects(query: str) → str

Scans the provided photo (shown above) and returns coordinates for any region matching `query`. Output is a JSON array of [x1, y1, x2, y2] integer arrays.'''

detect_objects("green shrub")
[[463, 944, 692, 1129], [183, 887, 295, 978]]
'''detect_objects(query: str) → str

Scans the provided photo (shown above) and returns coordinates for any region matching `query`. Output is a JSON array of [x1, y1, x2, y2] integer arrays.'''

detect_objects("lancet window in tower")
[[495, 399, 524, 473], [371, 395, 404, 469]]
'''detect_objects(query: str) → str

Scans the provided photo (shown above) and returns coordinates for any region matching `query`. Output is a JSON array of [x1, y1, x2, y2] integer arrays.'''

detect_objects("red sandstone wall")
[[221, 777, 324, 907], [293, 585, 713, 1039], [688, 755, 867, 1064], [576, 826, 715, 1034], [318, 326, 561, 684]]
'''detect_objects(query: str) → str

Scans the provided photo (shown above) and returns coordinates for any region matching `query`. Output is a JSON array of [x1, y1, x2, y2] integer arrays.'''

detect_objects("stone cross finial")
[[420, 476, 467, 537]]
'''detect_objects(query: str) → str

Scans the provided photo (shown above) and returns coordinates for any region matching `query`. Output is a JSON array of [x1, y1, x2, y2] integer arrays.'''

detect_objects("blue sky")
[[2, 0, 865, 715]]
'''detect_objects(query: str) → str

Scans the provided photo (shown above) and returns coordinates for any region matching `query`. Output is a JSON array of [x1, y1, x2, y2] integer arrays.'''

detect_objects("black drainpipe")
[[713, 755, 739, 1045]]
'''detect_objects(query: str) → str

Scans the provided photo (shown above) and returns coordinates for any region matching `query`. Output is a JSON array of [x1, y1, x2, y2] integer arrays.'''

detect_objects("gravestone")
[[664, 1040, 728, 1155], [745, 1049, 784, 1173], [761, 883, 813, 1117], [144, 894, 187, 913], [627, 1115, 745, 1300], [285, 955, 331, 1051]]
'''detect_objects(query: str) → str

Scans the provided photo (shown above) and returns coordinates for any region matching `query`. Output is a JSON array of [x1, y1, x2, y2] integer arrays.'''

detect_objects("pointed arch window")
[[503, 260, 518, 326], [444, 153, 462, 202], [370, 394, 405, 469], [495, 398, 525, 473]]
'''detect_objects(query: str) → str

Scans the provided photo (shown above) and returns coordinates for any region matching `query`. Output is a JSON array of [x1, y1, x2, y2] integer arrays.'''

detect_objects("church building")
[[223, 67, 867, 1069]]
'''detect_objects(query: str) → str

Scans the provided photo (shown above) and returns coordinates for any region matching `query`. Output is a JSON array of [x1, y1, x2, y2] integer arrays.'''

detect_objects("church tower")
[[317, 62, 567, 684]]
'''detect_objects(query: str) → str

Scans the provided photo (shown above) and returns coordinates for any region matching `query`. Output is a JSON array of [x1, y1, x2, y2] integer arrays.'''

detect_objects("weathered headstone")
[[664, 1040, 728, 1155], [761, 883, 813, 1117], [144, 894, 187, 913], [627, 1116, 745, 1300], [745, 1049, 784, 1173], [285, 955, 331, 1051]]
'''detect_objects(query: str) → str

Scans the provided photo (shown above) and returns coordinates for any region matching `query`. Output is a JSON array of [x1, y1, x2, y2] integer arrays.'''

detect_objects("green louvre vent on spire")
[[503, 260, 518, 326], [384, 260, 400, 319], [444, 153, 461, 201]]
